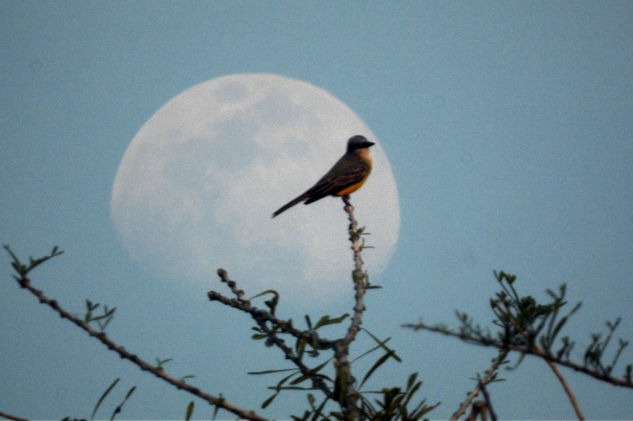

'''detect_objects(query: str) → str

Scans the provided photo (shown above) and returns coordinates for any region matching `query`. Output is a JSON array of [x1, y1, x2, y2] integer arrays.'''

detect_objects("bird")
[[272, 135, 375, 218]]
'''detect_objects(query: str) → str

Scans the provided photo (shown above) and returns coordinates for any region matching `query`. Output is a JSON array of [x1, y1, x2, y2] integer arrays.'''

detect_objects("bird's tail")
[[272, 194, 306, 218]]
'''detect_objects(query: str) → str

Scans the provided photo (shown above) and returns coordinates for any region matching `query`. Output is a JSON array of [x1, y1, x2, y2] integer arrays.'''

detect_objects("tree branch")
[[403, 322, 633, 389], [208, 270, 334, 349], [451, 350, 508, 421], [332, 195, 368, 418], [11, 275, 268, 421], [208, 270, 333, 398], [491, 301, 584, 420], [0, 410, 29, 421], [479, 378, 497, 421]]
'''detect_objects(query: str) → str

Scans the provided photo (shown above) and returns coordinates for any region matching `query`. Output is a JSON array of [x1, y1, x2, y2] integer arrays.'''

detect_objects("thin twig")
[[479, 380, 497, 421], [451, 350, 508, 421], [465, 401, 487, 421], [545, 358, 585, 420], [210, 270, 334, 349], [12, 276, 268, 421], [491, 301, 585, 421], [402, 321, 633, 389], [209, 270, 333, 398], [0, 410, 29, 421]]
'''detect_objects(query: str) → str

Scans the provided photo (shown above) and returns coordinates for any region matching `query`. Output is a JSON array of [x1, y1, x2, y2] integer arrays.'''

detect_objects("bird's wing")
[[303, 163, 369, 204]]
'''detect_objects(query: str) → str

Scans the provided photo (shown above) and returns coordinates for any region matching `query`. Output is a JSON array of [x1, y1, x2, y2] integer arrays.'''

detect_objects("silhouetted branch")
[[479, 379, 497, 421], [0, 410, 29, 421], [208, 271, 334, 349], [403, 321, 633, 390], [491, 300, 584, 420], [328, 196, 369, 418], [5, 252, 267, 421], [209, 270, 333, 399], [465, 401, 488, 421], [451, 350, 508, 421], [404, 272, 631, 400]]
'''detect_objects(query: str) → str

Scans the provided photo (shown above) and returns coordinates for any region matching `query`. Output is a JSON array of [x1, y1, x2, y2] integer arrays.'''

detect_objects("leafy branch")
[[404, 270, 632, 418], [206, 197, 433, 420], [210, 269, 334, 403], [83, 300, 116, 332]]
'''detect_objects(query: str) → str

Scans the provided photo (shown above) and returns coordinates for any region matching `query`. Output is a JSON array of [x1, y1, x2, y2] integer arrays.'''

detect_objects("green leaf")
[[212, 393, 223, 420], [363, 329, 402, 362], [296, 337, 307, 361], [3, 245, 20, 263], [314, 313, 349, 330], [91, 378, 120, 421], [310, 395, 330, 421], [403, 378, 422, 408], [109, 385, 136, 421], [250, 289, 279, 303], [248, 368, 296, 375], [307, 393, 315, 408], [261, 392, 278, 408], [267, 385, 318, 391], [359, 350, 395, 389], [554, 302, 582, 340], [352, 337, 393, 363], [184, 401, 194, 421], [4, 245, 65, 276], [248, 289, 280, 315], [406, 372, 418, 391], [290, 359, 332, 385], [124, 386, 136, 400], [156, 357, 173, 368]]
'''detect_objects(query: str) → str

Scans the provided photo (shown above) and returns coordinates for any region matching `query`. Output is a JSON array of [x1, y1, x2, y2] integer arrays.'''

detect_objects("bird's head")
[[346, 135, 375, 154]]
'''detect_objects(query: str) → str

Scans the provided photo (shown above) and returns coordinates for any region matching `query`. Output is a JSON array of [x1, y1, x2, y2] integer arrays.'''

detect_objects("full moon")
[[111, 74, 400, 308]]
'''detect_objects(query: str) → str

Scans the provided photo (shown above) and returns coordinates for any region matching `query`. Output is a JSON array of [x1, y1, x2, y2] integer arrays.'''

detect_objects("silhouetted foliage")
[[3, 199, 632, 420]]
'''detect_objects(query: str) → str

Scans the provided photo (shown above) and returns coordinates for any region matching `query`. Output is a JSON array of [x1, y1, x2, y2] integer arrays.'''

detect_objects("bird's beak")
[[364, 141, 375, 148]]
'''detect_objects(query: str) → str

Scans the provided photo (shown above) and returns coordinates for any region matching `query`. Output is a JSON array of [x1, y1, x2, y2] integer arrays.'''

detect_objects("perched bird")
[[272, 135, 375, 218]]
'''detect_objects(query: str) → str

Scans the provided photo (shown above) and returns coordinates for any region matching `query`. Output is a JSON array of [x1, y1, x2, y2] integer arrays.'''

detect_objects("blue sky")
[[2, 1, 632, 419]]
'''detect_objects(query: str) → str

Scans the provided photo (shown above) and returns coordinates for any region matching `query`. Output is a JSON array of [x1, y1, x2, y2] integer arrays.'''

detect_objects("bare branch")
[[11, 276, 268, 421], [0, 410, 29, 421], [479, 379, 497, 421], [451, 350, 508, 421], [465, 401, 488, 421]]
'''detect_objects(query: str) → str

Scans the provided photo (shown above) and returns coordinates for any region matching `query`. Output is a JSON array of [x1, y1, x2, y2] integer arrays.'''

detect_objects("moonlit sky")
[[1, 2, 632, 420], [109, 74, 401, 306]]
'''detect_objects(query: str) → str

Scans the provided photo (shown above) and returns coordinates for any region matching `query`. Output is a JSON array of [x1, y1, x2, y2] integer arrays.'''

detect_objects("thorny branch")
[[208, 271, 335, 349], [208, 270, 333, 398], [332, 195, 370, 418], [207, 196, 370, 419], [451, 350, 508, 421], [7, 263, 268, 421]]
